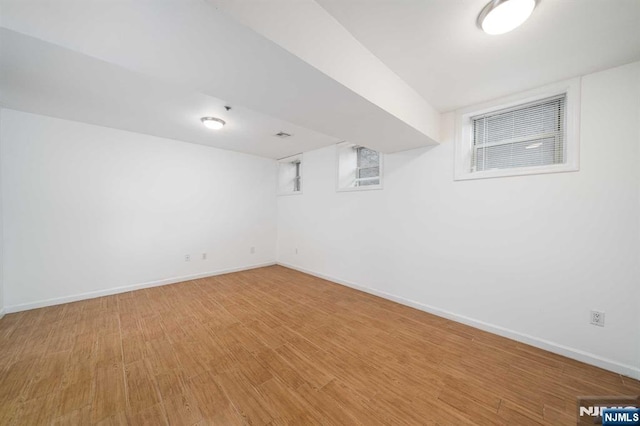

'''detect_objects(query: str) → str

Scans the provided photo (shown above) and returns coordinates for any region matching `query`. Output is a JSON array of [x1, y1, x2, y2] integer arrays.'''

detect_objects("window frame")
[[336, 142, 384, 192], [454, 78, 581, 181], [277, 154, 303, 196]]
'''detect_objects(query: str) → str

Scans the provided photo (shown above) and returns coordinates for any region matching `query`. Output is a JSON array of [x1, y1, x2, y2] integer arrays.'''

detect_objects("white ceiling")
[[0, 29, 339, 159], [316, 0, 640, 112], [1, 0, 639, 159], [0, 0, 438, 158], [208, 0, 440, 143]]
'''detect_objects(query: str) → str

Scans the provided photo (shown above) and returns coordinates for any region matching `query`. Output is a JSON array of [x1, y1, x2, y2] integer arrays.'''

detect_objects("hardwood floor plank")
[[0, 265, 637, 425], [0, 357, 38, 404], [0, 397, 20, 426], [187, 371, 244, 424], [274, 343, 334, 390], [296, 382, 363, 425], [92, 365, 126, 423], [214, 369, 274, 425], [53, 405, 92, 425], [121, 331, 147, 365], [13, 393, 60, 426], [93, 411, 127, 426], [155, 368, 189, 402], [319, 379, 387, 426], [124, 360, 161, 414], [145, 338, 180, 376], [255, 377, 322, 423], [95, 333, 122, 369], [23, 350, 70, 401], [254, 348, 308, 389], [162, 391, 203, 426], [126, 403, 168, 426], [498, 398, 546, 425], [56, 379, 93, 419]]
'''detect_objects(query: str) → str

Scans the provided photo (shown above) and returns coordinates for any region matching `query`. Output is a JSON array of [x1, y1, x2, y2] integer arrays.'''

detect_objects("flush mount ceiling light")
[[478, 0, 537, 35], [200, 117, 226, 130]]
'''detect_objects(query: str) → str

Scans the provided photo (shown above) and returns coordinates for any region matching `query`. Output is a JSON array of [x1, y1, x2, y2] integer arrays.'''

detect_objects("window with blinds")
[[293, 160, 301, 192], [277, 154, 302, 195], [471, 94, 566, 172], [355, 147, 380, 187], [336, 142, 383, 191]]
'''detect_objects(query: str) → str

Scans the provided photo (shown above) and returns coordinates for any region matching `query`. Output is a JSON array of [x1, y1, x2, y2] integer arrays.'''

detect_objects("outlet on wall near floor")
[[185, 254, 191, 262], [295, 248, 299, 255], [250, 246, 255, 254], [202, 253, 207, 260], [590, 310, 605, 327]]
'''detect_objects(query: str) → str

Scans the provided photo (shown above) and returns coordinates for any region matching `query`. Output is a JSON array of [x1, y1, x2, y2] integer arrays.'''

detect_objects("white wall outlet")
[[202, 253, 207, 260], [295, 248, 299, 255], [250, 246, 255, 254], [185, 254, 191, 262], [590, 310, 605, 327]]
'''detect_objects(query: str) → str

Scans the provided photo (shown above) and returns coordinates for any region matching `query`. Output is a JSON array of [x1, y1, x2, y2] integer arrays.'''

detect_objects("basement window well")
[[336, 142, 383, 191]]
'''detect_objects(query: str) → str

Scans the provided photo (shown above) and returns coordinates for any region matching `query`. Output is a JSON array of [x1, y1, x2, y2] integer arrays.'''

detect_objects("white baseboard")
[[0, 309, 5, 319], [3, 261, 276, 314], [278, 261, 640, 381]]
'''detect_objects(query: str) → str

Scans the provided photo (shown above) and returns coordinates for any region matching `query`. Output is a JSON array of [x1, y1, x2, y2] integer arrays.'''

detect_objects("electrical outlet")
[[590, 310, 605, 327], [295, 248, 299, 255], [250, 246, 255, 254], [185, 254, 191, 262], [202, 253, 207, 260]]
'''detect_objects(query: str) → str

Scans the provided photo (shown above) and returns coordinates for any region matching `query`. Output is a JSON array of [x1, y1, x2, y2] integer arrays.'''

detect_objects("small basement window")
[[337, 142, 383, 191], [455, 78, 580, 180], [278, 154, 302, 195]]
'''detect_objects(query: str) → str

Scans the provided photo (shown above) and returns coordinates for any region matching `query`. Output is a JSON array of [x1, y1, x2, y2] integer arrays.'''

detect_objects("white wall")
[[1, 109, 277, 312], [0, 109, 4, 317], [277, 61, 640, 378]]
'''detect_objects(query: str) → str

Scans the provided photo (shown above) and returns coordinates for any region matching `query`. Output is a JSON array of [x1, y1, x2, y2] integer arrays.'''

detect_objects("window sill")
[[336, 185, 383, 193], [454, 163, 579, 181]]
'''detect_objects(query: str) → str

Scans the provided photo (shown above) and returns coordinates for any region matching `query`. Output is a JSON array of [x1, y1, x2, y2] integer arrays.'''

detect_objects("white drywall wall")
[[1, 109, 277, 311], [277, 62, 640, 378]]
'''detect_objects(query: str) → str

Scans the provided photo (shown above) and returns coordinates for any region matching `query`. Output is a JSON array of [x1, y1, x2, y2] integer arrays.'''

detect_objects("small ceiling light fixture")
[[201, 117, 226, 130], [478, 0, 537, 35]]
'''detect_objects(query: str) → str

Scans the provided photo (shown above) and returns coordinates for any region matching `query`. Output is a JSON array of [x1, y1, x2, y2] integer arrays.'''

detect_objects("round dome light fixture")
[[478, 0, 537, 35], [201, 117, 226, 130]]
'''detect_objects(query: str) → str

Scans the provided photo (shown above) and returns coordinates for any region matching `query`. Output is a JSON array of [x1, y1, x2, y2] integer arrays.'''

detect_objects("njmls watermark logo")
[[578, 396, 640, 425]]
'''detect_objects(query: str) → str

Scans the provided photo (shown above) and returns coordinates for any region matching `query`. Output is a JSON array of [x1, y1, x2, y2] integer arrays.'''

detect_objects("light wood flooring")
[[0, 265, 638, 425]]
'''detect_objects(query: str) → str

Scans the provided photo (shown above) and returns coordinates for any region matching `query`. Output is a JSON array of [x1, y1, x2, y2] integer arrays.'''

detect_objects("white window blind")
[[277, 154, 302, 195], [336, 142, 383, 191], [293, 161, 301, 192], [472, 94, 566, 172], [355, 147, 380, 187]]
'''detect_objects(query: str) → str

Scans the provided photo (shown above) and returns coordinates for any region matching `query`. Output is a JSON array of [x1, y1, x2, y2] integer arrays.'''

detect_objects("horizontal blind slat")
[[472, 94, 566, 172]]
